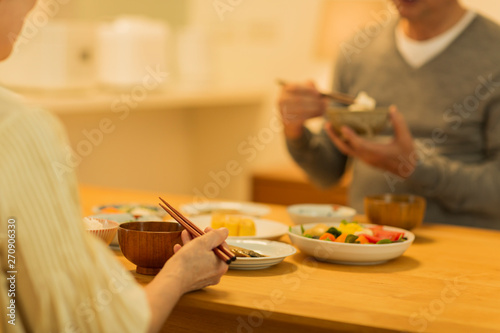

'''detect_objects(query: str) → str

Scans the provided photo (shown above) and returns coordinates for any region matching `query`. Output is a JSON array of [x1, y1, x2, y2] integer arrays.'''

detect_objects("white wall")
[[462, 0, 500, 23], [175, 0, 331, 200]]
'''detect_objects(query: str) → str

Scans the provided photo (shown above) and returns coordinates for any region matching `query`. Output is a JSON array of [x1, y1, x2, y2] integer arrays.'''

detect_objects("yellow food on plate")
[[337, 221, 364, 234], [211, 213, 227, 229], [238, 218, 256, 236], [211, 213, 256, 236], [226, 216, 241, 236], [303, 223, 329, 237]]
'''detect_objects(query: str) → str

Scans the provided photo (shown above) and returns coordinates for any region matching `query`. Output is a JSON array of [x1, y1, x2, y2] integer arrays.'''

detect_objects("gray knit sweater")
[[287, 14, 500, 229]]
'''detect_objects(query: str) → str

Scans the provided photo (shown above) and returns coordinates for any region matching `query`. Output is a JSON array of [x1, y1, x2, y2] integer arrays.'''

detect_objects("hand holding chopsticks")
[[159, 197, 236, 265]]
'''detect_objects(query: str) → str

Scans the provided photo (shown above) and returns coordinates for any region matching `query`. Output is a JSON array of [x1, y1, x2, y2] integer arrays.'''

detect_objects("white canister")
[[0, 20, 96, 90], [175, 26, 213, 88], [97, 16, 170, 89]]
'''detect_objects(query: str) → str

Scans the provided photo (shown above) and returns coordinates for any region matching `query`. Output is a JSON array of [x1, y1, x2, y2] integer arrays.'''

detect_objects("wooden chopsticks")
[[158, 197, 236, 265], [277, 79, 356, 105]]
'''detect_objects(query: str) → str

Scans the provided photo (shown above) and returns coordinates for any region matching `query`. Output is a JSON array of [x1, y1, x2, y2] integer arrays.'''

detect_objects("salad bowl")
[[288, 222, 414, 265]]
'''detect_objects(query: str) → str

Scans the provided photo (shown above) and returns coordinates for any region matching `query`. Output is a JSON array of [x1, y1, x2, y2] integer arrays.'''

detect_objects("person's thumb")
[[390, 106, 412, 143], [305, 80, 320, 94]]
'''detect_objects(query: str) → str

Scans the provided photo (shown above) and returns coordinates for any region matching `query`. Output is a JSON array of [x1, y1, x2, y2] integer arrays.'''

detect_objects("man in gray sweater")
[[280, 0, 500, 229]]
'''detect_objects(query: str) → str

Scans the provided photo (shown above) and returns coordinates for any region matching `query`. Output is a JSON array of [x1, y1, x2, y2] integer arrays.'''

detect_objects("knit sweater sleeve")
[[407, 92, 500, 218], [286, 126, 348, 189], [285, 54, 352, 188]]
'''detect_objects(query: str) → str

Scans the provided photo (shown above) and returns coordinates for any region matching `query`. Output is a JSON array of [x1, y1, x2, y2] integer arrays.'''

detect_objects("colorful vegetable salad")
[[294, 221, 408, 244]]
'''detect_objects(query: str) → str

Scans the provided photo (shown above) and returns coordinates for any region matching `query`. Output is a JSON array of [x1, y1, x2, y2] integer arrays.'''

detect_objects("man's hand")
[[325, 106, 418, 178], [278, 80, 328, 139]]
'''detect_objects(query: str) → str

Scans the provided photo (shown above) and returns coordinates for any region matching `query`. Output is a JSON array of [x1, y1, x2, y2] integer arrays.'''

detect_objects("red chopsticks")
[[159, 197, 236, 265]]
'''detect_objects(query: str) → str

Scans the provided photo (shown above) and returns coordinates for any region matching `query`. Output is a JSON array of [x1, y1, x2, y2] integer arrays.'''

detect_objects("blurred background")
[[2, 0, 499, 204]]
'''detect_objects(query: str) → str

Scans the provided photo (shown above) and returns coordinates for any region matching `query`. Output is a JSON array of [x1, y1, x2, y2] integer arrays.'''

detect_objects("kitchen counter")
[[18, 86, 267, 197], [20, 85, 265, 114]]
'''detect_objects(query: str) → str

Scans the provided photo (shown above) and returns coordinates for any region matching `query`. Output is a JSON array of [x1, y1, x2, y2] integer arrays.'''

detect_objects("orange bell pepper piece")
[[356, 235, 370, 244], [334, 233, 348, 243], [319, 233, 336, 241]]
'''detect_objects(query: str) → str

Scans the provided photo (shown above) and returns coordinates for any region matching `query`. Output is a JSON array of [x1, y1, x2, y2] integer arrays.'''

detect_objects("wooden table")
[[81, 185, 500, 333]]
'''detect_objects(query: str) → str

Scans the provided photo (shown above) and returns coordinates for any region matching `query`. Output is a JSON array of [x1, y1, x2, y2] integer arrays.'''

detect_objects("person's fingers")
[[283, 97, 323, 113], [320, 96, 330, 109], [200, 228, 229, 250], [173, 244, 182, 253], [305, 80, 317, 90], [340, 126, 366, 152], [204, 226, 232, 251], [389, 106, 412, 143], [279, 95, 323, 123], [325, 123, 356, 156], [180, 229, 192, 245], [284, 82, 320, 96], [279, 81, 324, 115]]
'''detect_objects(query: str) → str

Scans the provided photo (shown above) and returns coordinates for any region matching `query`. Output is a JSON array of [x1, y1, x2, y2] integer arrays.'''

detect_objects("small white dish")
[[90, 213, 136, 247], [227, 239, 296, 270], [288, 222, 414, 265], [287, 204, 356, 225], [181, 201, 270, 217], [189, 215, 288, 240], [84, 218, 119, 246]]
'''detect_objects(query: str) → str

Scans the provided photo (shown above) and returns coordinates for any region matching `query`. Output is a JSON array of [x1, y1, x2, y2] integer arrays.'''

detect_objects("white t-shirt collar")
[[395, 10, 477, 68]]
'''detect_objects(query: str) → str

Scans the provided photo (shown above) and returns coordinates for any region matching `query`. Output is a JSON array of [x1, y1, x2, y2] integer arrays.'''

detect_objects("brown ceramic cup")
[[118, 221, 183, 275]]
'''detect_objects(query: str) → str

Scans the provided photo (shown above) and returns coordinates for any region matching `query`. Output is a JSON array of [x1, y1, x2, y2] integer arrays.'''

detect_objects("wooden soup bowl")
[[118, 221, 183, 275], [364, 194, 426, 230]]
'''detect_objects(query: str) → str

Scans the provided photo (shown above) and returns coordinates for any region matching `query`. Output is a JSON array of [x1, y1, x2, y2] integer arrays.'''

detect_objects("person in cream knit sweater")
[[0, 1, 229, 332]]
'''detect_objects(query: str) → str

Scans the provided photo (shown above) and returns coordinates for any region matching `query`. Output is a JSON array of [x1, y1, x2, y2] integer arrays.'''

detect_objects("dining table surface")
[[80, 184, 500, 333]]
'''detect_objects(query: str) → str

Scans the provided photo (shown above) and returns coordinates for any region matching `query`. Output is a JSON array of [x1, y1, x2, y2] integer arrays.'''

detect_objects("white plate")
[[227, 239, 296, 270], [189, 215, 288, 240], [288, 222, 414, 265], [181, 201, 270, 217], [287, 204, 356, 225], [92, 203, 166, 219]]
